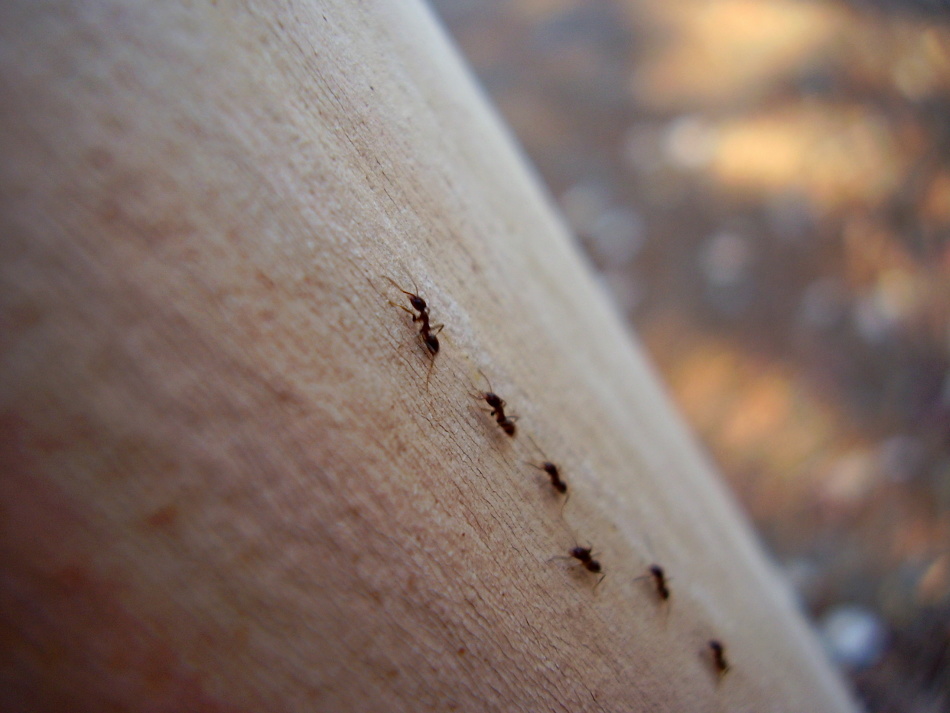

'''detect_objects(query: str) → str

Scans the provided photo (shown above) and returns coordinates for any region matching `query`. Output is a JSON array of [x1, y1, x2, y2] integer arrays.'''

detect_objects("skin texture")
[[0, 1, 858, 711]]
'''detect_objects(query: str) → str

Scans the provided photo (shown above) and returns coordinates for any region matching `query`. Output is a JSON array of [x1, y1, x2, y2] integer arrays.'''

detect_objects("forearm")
[[0, 1, 856, 711]]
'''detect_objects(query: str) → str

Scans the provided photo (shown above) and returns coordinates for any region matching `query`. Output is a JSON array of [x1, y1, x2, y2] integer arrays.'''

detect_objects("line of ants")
[[378, 273, 731, 681]]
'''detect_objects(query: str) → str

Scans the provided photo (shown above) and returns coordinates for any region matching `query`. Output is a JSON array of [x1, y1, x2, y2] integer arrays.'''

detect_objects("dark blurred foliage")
[[429, 0, 950, 710]]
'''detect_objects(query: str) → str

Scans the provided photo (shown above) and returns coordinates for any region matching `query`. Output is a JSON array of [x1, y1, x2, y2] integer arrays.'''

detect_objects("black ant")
[[472, 370, 516, 437], [570, 546, 606, 588], [552, 545, 605, 589], [383, 276, 442, 356], [570, 546, 601, 573], [635, 564, 671, 602], [708, 640, 730, 677], [525, 435, 567, 495], [532, 460, 566, 494]]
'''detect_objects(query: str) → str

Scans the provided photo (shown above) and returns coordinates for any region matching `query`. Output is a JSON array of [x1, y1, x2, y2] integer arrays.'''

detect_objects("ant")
[[632, 534, 670, 606], [708, 640, 730, 677], [635, 564, 671, 602], [532, 460, 567, 494], [471, 370, 516, 437], [552, 545, 606, 589], [524, 435, 571, 517], [525, 435, 567, 495], [383, 276, 442, 356]]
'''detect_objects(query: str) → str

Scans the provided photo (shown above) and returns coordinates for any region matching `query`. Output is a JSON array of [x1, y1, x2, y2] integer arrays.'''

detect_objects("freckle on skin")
[[54, 565, 90, 594], [4, 302, 43, 333], [87, 146, 113, 171], [145, 505, 178, 530], [255, 270, 276, 290]]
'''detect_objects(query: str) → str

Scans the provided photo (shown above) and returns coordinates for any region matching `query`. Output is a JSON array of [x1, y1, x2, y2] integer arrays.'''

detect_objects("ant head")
[[409, 294, 427, 313], [542, 462, 558, 477], [485, 392, 503, 409], [423, 333, 440, 354], [649, 564, 664, 578], [570, 545, 592, 560]]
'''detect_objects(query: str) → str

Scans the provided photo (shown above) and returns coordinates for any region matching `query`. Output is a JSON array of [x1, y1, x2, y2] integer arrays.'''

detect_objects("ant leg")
[[558, 491, 572, 519], [424, 354, 436, 392]]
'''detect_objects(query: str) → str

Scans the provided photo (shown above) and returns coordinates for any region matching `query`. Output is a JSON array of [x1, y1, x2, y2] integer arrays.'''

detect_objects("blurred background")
[[428, 0, 949, 710]]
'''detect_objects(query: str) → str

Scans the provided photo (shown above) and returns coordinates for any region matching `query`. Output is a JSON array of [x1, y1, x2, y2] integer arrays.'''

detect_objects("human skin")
[[0, 1, 856, 711]]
